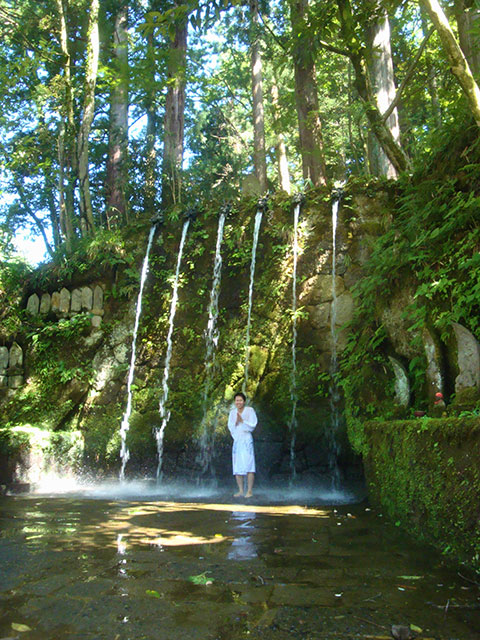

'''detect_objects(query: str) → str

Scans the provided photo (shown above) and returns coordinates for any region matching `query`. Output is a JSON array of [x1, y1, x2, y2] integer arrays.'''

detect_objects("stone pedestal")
[[26, 293, 40, 315], [40, 293, 51, 314]]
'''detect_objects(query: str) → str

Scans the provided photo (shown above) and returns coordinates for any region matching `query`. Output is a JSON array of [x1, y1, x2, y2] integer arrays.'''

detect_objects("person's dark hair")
[[234, 392, 246, 401]]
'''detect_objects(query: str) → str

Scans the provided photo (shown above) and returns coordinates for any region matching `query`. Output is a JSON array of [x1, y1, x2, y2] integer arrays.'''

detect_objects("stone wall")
[[26, 284, 104, 328], [0, 343, 24, 389], [362, 417, 480, 568]]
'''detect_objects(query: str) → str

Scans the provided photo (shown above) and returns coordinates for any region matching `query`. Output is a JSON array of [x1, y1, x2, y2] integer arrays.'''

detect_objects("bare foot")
[[245, 491, 253, 498], [234, 492, 244, 497]]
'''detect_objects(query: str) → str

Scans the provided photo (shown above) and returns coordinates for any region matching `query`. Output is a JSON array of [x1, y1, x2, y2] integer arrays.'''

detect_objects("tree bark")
[[365, 2, 401, 178], [270, 78, 291, 194], [420, 0, 480, 127], [250, 0, 267, 193], [454, 0, 480, 75], [289, 0, 327, 187], [55, 0, 76, 251], [106, 1, 129, 228], [144, 25, 158, 218], [77, 0, 100, 234], [337, 0, 410, 174], [14, 177, 55, 258], [161, 4, 188, 210]]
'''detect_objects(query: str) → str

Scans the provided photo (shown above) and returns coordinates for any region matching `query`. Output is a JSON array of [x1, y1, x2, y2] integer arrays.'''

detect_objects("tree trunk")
[[14, 178, 55, 258], [144, 24, 157, 217], [419, 0, 480, 127], [270, 78, 291, 194], [250, 0, 267, 193], [161, 4, 188, 210], [106, 2, 129, 228], [289, 0, 327, 187], [55, 0, 76, 251], [420, 8, 442, 128], [77, 0, 100, 234], [337, 0, 410, 174], [454, 0, 480, 75], [365, 3, 401, 178]]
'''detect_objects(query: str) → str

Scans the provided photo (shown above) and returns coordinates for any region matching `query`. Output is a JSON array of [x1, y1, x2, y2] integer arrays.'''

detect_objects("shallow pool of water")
[[0, 481, 479, 639]]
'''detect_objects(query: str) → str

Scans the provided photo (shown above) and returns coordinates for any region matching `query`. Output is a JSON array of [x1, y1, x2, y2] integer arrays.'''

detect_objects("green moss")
[[363, 417, 480, 569]]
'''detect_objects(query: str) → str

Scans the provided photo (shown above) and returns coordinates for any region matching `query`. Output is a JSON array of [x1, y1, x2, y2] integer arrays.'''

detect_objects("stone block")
[[422, 328, 443, 401], [9, 343, 23, 368], [59, 288, 71, 313], [0, 375, 7, 387], [26, 293, 40, 315], [388, 356, 410, 408], [91, 315, 102, 328], [300, 274, 345, 305], [0, 347, 8, 369], [40, 292, 51, 314], [93, 285, 104, 312], [333, 291, 354, 326], [8, 375, 23, 389], [81, 286, 93, 310], [308, 303, 330, 329], [452, 322, 480, 393], [51, 291, 61, 312], [71, 288, 82, 312]]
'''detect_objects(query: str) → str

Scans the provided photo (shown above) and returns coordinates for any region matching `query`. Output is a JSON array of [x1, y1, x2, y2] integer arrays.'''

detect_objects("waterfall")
[[242, 204, 264, 392], [119, 224, 158, 480], [288, 200, 301, 479], [197, 208, 227, 476], [327, 194, 342, 488], [155, 218, 190, 479]]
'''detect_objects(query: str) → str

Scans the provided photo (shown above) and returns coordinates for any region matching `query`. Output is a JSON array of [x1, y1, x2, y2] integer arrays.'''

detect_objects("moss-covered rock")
[[363, 417, 480, 568]]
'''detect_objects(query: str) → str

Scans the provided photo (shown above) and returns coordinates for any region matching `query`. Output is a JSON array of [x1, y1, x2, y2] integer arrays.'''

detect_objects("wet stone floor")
[[0, 485, 479, 640]]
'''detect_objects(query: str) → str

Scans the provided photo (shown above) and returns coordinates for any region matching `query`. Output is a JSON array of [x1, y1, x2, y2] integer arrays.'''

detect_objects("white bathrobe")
[[228, 406, 257, 475]]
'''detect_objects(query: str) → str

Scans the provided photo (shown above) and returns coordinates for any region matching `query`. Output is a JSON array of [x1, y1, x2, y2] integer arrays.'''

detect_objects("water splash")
[[288, 199, 301, 479], [327, 194, 342, 488], [119, 224, 158, 480], [155, 218, 190, 480], [243, 203, 264, 392], [197, 209, 227, 476]]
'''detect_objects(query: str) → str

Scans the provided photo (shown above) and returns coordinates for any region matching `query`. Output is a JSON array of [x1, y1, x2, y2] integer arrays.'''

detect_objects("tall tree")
[[55, 0, 77, 250], [77, 0, 100, 234], [453, 0, 480, 75], [289, 0, 327, 186], [161, 1, 188, 209], [419, 0, 480, 128], [365, 1, 401, 178], [249, 0, 268, 193], [270, 76, 291, 193], [337, 0, 410, 174], [105, 0, 129, 227]]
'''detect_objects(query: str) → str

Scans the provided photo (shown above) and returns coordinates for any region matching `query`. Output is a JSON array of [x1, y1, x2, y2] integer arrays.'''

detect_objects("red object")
[[414, 410, 426, 417], [435, 392, 443, 399]]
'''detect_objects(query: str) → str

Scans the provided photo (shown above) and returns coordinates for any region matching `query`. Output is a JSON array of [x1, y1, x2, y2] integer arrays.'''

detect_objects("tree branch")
[[382, 26, 435, 122]]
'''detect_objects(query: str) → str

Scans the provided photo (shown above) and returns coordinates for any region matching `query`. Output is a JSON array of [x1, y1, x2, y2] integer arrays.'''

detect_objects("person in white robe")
[[228, 392, 257, 497]]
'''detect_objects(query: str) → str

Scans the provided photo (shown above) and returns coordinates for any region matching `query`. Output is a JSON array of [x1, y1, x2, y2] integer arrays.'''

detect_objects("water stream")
[[197, 209, 227, 476], [327, 194, 342, 488], [242, 204, 264, 393], [288, 200, 301, 479], [119, 224, 158, 480], [155, 219, 190, 480]]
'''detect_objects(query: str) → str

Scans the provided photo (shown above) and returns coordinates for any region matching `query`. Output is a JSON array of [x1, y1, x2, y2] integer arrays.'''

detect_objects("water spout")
[[242, 198, 266, 393], [288, 193, 304, 480], [119, 222, 161, 480], [155, 218, 191, 480], [197, 205, 229, 476], [327, 190, 343, 488]]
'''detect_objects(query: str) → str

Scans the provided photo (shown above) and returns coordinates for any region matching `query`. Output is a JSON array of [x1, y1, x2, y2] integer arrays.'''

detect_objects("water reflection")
[[228, 511, 257, 560]]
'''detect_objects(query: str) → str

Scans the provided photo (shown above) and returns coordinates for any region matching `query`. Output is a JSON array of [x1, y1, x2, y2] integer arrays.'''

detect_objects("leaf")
[[410, 624, 423, 633], [145, 589, 163, 598], [11, 623, 31, 632], [189, 572, 212, 585], [398, 575, 423, 580]]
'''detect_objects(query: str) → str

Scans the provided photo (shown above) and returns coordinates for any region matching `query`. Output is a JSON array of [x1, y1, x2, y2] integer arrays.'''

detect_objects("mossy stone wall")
[[363, 417, 480, 567]]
